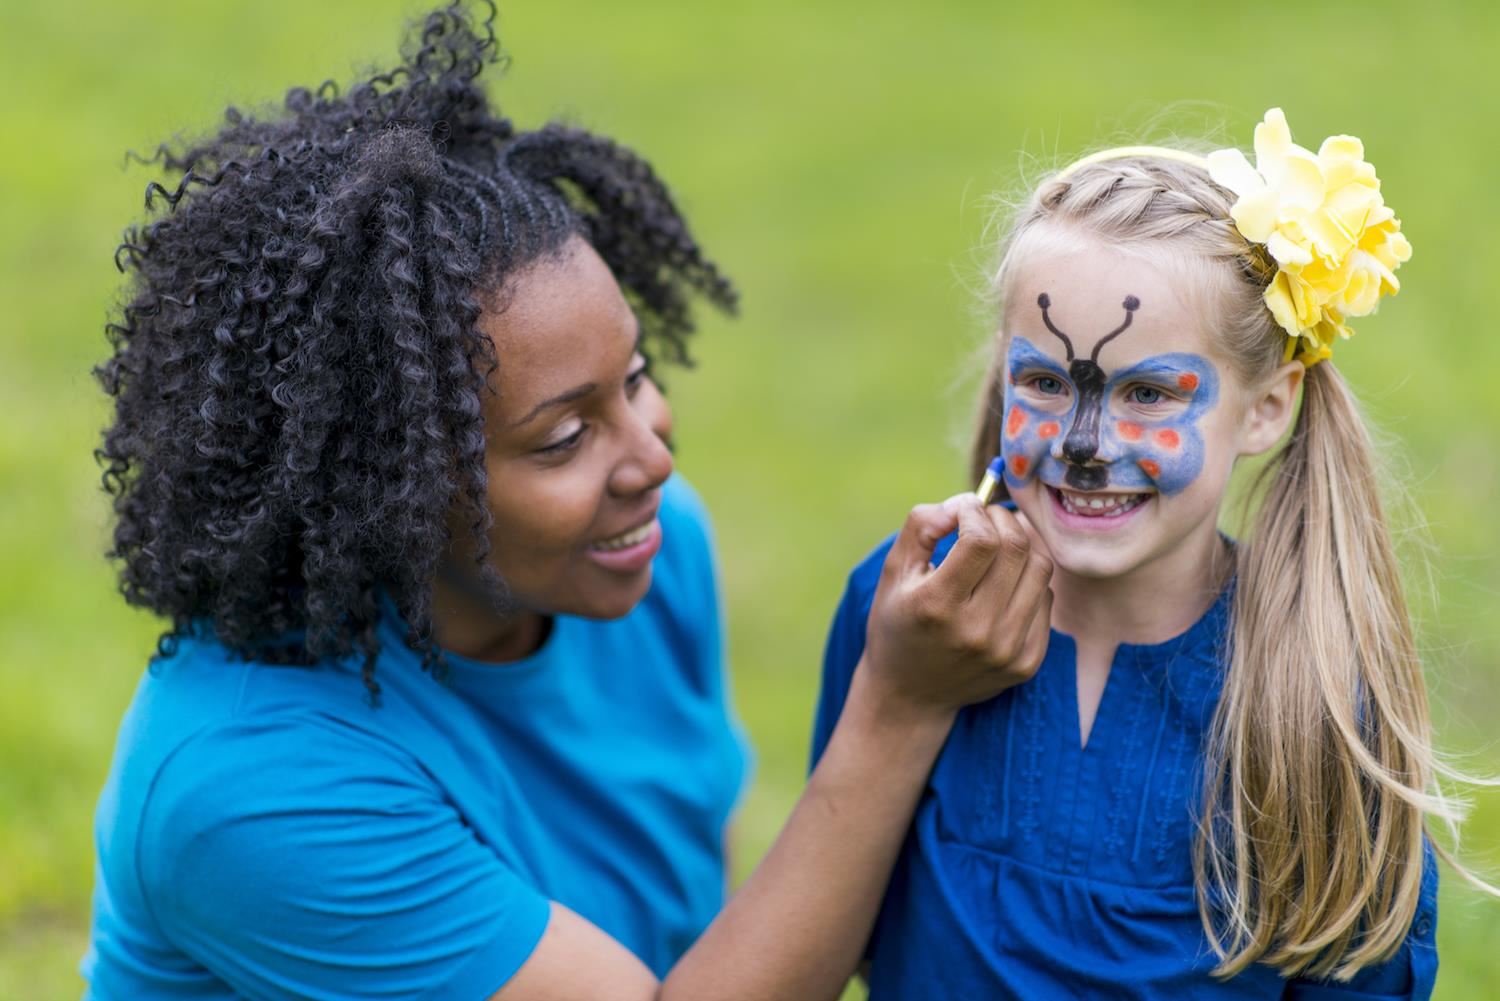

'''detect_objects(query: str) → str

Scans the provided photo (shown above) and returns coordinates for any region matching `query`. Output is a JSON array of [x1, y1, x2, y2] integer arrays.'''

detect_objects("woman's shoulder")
[[112, 644, 434, 819], [641, 475, 722, 621], [654, 474, 715, 572], [95, 684, 551, 1001], [107, 634, 464, 832], [96, 657, 443, 916]]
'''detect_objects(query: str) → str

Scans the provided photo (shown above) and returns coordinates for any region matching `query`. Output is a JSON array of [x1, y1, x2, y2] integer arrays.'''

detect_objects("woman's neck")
[[1048, 521, 1232, 649], [429, 566, 550, 664]]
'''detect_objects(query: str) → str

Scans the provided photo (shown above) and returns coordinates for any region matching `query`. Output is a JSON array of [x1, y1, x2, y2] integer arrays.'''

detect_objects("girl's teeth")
[[1059, 490, 1148, 517], [591, 522, 653, 551]]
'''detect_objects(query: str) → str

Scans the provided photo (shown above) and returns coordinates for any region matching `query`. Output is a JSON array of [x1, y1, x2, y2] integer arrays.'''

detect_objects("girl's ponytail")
[[1200, 361, 1455, 979]]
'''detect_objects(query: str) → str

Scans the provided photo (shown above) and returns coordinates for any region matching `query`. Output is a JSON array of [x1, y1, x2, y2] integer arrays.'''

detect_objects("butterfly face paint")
[[1001, 293, 1219, 496]]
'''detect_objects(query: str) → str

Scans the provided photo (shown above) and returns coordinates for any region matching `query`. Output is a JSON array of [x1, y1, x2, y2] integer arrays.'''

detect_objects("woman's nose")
[[610, 377, 674, 496]]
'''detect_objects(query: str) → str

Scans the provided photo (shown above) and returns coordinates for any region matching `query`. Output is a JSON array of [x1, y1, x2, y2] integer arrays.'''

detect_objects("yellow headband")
[[1053, 110, 1411, 368]]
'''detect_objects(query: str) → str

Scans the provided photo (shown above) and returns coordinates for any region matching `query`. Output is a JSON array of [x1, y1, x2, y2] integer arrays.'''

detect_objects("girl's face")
[[999, 239, 1280, 582], [466, 236, 674, 621]]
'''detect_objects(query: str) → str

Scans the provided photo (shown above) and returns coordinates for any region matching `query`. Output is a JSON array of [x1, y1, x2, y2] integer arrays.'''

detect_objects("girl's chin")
[[1010, 485, 1158, 581]]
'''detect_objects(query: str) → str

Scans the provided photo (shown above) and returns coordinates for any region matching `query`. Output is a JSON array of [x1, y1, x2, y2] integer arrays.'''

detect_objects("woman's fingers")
[[881, 501, 961, 587], [964, 504, 1038, 613], [987, 538, 1053, 639], [864, 494, 1054, 715], [927, 495, 1004, 603], [1011, 506, 1052, 563]]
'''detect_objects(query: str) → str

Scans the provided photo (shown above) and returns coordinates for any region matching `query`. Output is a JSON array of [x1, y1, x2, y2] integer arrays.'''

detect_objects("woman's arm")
[[496, 495, 1054, 1001]]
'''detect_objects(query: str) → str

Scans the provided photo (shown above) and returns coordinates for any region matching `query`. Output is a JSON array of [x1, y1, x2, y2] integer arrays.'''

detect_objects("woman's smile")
[[585, 511, 663, 572]]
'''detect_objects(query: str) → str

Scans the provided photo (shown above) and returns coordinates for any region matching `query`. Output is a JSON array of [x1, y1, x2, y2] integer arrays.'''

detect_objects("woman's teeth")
[[1057, 489, 1149, 517], [590, 522, 654, 551]]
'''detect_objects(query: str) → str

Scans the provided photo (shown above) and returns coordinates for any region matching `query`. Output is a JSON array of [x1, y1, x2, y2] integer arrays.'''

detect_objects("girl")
[[85, 4, 1051, 999], [813, 110, 1480, 998]]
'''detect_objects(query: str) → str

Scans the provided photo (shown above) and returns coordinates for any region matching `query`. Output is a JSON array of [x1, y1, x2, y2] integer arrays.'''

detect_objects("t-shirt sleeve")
[[1284, 841, 1440, 1001], [138, 716, 551, 1001]]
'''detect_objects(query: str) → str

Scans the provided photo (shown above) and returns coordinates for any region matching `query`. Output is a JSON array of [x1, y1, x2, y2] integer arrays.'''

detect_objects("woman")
[[86, 4, 1052, 999]]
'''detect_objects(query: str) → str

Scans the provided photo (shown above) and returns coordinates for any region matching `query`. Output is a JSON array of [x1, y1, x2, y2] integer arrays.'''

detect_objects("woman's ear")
[[1239, 359, 1304, 456]]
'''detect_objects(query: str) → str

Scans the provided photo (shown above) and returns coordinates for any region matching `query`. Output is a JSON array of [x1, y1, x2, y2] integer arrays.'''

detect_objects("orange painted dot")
[[1154, 429, 1181, 449], [1177, 373, 1200, 392], [1006, 406, 1027, 438], [1009, 455, 1030, 477], [1117, 421, 1144, 442], [1038, 421, 1061, 440], [1138, 458, 1161, 479]]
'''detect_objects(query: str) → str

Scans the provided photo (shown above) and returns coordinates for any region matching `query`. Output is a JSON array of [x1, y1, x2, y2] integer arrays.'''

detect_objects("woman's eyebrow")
[[510, 383, 598, 427], [513, 316, 640, 428]]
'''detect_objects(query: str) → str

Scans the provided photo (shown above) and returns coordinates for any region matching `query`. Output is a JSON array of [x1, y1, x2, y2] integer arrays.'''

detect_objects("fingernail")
[[942, 493, 975, 514]]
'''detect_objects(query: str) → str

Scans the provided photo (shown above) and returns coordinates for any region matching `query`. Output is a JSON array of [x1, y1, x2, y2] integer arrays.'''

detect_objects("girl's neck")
[[1048, 520, 1232, 649]]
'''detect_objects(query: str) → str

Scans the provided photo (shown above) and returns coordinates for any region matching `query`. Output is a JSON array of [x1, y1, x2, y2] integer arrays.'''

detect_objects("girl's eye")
[[1130, 386, 1165, 406], [536, 424, 587, 456], [1033, 376, 1065, 396]]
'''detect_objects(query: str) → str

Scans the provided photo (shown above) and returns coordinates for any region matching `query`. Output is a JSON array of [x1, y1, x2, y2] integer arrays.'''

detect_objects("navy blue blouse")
[[811, 531, 1439, 1000]]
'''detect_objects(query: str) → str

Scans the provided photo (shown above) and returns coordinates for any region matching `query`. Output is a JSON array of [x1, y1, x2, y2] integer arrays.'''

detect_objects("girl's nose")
[[1052, 423, 1122, 464]]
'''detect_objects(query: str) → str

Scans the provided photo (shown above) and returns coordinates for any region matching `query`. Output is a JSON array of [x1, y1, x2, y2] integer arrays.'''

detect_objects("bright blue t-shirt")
[[84, 475, 748, 1000], [812, 531, 1439, 1000]]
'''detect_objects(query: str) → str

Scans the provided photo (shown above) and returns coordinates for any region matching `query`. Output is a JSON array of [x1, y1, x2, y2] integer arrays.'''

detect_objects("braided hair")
[[98, 1, 736, 693]]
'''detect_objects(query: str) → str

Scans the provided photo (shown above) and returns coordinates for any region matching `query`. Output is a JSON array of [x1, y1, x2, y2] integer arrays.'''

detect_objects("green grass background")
[[3, 1, 1499, 996]]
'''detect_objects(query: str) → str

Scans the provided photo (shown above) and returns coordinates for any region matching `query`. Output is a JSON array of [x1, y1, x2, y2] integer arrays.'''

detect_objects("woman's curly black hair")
[[98, 1, 736, 693]]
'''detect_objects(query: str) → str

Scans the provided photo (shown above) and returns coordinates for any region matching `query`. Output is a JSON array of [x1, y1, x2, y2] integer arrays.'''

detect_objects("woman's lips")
[[585, 517, 662, 573]]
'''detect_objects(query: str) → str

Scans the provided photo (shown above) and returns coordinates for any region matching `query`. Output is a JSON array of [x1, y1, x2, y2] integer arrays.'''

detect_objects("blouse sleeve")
[[138, 716, 552, 1001], [1283, 841, 1439, 1001], [808, 556, 880, 773], [810, 528, 961, 771]]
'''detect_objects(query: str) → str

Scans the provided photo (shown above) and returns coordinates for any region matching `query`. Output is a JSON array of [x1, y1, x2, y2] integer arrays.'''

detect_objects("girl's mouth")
[[1048, 485, 1151, 525]]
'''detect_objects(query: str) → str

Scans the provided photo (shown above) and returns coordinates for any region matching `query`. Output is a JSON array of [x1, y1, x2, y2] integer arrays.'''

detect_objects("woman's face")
[[998, 239, 1262, 582], [468, 236, 674, 621]]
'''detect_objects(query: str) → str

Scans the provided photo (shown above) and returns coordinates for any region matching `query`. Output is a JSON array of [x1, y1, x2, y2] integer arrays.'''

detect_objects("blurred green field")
[[3, 1, 1499, 997]]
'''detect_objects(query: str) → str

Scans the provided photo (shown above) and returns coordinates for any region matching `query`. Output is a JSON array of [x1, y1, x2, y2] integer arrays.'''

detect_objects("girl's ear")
[[1240, 359, 1304, 456]]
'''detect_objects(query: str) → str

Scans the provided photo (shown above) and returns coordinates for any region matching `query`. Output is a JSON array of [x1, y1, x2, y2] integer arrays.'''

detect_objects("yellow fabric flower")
[[1205, 108, 1410, 366]]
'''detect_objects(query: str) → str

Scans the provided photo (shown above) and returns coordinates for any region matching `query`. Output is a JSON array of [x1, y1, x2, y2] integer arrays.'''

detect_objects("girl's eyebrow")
[[1108, 353, 1207, 385], [1006, 336, 1070, 374]]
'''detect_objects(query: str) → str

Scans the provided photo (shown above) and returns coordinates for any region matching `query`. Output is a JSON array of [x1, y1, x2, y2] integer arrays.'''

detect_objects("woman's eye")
[[536, 424, 587, 456], [625, 358, 652, 397], [1130, 386, 1165, 405], [1033, 376, 1065, 396]]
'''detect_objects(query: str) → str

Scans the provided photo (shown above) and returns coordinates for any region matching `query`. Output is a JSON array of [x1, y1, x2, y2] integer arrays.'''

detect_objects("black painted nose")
[[1062, 432, 1097, 466], [1063, 357, 1107, 471]]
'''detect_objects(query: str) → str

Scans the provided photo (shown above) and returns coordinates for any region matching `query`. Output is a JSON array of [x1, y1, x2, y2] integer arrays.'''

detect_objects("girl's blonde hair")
[[971, 154, 1484, 980]]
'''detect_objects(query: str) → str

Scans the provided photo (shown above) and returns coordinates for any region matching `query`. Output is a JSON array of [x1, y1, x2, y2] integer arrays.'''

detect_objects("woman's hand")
[[860, 494, 1053, 725]]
